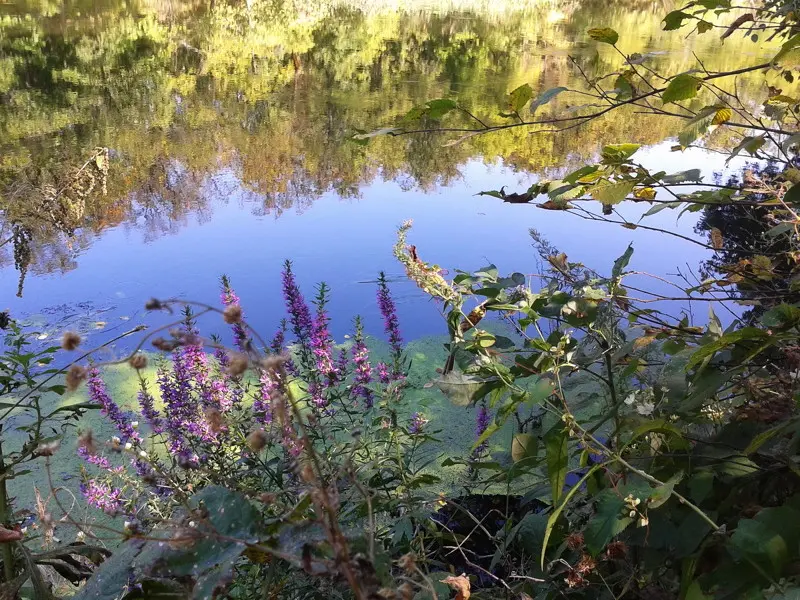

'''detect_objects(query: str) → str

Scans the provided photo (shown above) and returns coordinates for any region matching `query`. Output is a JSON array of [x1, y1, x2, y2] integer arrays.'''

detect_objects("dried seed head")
[[575, 554, 596, 575], [145, 298, 164, 311], [78, 430, 97, 455], [397, 583, 414, 600], [227, 353, 249, 377], [65, 365, 87, 392], [397, 552, 417, 574], [223, 304, 243, 324], [204, 408, 224, 435], [152, 337, 177, 352], [246, 429, 268, 452], [258, 492, 276, 504], [35, 441, 60, 457], [377, 588, 399, 600], [604, 541, 627, 560], [129, 353, 148, 370], [61, 331, 81, 351], [261, 354, 287, 374], [566, 532, 585, 550]]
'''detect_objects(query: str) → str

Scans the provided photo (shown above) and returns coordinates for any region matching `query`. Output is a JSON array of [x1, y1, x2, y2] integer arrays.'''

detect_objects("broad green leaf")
[[612, 243, 634, 279], [697, 20, 713, 34], [662, 169, 703, 184], [773, 33, 800, 66], [761, 304, 800, 328], [512, 433, 538, 463], [564, 165, 600, 184], [730, 519, 789, 578], [785, 184, 800, 206], [588, 27, 619, 45], [663, 10, 692, 31], [662, 74, 702, 104], [507, 84, 533, 113], [686, 327, 770, 370], [530, 86, 568, 114], [727, 135, 766, 163], [648, 472, 683, 508], [679, 106, 717, 148], [614, 75, 634, 100], [541, 465, 603, 567], [545, 425, 568, 504], [686, 580, 713, 600], [585, 490, 634, 555], [590, 180, 636, 205], [716, 456, 759, 477], [352, 127, 399, 140], [744, 424, 790, 455], [425, 98, 458, 120], [601, 143, 641, 163]]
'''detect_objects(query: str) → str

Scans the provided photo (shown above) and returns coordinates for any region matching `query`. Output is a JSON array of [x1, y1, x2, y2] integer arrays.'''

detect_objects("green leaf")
[[588, 27, 619, 45], [761, 304, 800, 328], [425, 98, 458, 120], [728, 135, 766, 163], [662, 74, 702, 104], [507, 84, 533, 113], [585, 490, 633, 555], [686, 580, 713, 600], [545, 425, 568, 505], [612, 243, 634, 279], [564, 165, 600, 184], [20, 545, 55, 600], [590, 180, 636, 205], [353, 127, 399, 140], [773, 33, 800, 66], [530, 86, 568, 114], [697, 20, 714, 34], [614, 75, 634, 100], [662, 169, 703, 184], [730, 519, 789, 578], [686, 327, 770, 370], [716, 456, 759, 477], [541, 465, 603, 567], [511, 433, 538, 463], [663, 10, 692, 31], [648, 472, 683, 509], [601, 143, 641, 163], [785, 184, 800, 206], [679, 106, 718, 148]]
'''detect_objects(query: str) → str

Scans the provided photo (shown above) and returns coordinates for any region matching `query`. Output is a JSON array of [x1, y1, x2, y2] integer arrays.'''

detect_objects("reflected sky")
[[3, 141, 752, 353]]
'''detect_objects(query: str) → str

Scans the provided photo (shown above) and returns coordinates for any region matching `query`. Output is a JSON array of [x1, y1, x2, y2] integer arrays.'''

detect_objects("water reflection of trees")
[[0, 0, 770, 294]]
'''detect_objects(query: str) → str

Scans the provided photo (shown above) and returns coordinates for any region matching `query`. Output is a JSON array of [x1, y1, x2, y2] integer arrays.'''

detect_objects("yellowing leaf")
[[633, 335, 657, 350], [588, 27, 619, 45], [590, 180, 636, 205], [712, 107, 732, 125], [634, 187, 657, 200]]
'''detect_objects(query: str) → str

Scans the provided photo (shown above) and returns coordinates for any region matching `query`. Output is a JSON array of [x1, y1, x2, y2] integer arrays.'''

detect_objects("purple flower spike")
[[87, 367, 141, 446], [473, 405, 491, 457], [377, 272, 404, 380], [409, 412, 428, 435], [281, 261, 313, 342], [220, 275, 249, 352], [351, 317, 374, 408], [81, 479, 124, 515]]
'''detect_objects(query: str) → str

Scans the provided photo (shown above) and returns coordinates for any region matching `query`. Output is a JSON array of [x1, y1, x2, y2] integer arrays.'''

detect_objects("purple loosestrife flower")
[[376, 362, 390, 384], [81, 480, 124, 515], [213, 346, 243, 409], [255, 368, 280, 425], [473, 405, 491, 457], [87, 367, 141, 446], [270, 320, 287, 354], [220, 275, 249, 352], [78, 446, 111, 470], [377, 272, 404, 380], [351, 317, 374, 408], [156, 360, 192, 457], [137, 381, 163, 434], [310, 289, 336, 380], [409, 412, 428, 435], [281, 261, 313, 342]]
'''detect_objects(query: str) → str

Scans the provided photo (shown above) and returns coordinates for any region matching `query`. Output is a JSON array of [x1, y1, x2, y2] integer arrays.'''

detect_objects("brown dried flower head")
[[66, 365, 88, 392], [246, 429, 268, 452], [397, 552, 417, 574], [564, 568, 585, 588], [227, 353, 249, 377], [440, 574, 471, 600], [35, 441, 60, 457], [575, 554, 597, 575], [204, 408, 225, 435], [258, 492, 276, 504], [223, 304, 243, 324], [604, 540, 628, 560], [397, 583, 414, 600], [78, 429, 97, 455], [152, 337, 178, 352], [145, 298, 165, 311], [566, 532, 585, 550], [129, 353, 148, 370], [61, 331, 81, 351]]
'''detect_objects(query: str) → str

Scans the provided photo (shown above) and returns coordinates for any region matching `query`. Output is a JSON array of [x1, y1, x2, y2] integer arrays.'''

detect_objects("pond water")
[[0, 0, 774, 352]]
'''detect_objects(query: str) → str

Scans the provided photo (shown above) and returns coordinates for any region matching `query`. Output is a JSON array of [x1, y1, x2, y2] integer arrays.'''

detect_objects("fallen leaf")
[[94, 321, 107, 329], [441, 574, 471, 600]]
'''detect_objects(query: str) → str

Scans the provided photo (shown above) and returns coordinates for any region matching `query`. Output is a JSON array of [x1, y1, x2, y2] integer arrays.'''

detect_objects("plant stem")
[[0, 425, 15, 582]]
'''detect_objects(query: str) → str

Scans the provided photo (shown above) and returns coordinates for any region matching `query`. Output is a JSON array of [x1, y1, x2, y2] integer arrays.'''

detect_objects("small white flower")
[[123, 521, 132, 530], [638, 517, 649, 527], [131, 421, 139, 429], [629, 510, 637, 518], [124, 442, 132, 451], [636, 402, 655, 416], [139, 451, 148, 459], [76, 531, 85, 542], [624, 393, 636, 405]]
